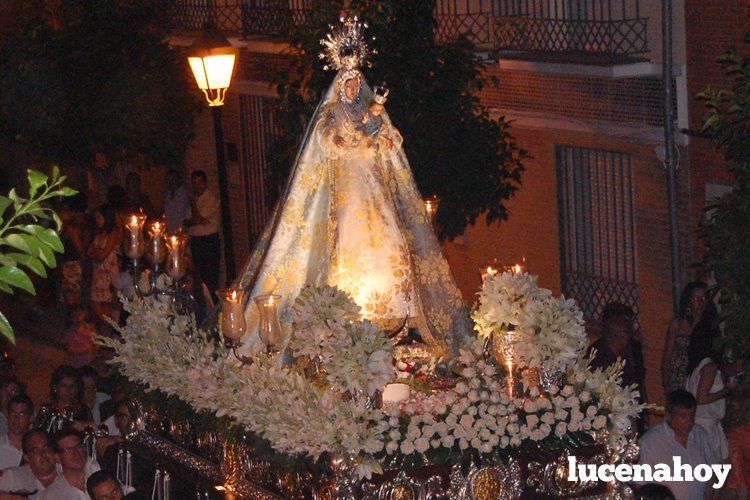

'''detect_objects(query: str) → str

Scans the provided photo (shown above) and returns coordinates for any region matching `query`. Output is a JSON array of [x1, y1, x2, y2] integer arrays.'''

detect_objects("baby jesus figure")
[[359, 84, 392, 148]]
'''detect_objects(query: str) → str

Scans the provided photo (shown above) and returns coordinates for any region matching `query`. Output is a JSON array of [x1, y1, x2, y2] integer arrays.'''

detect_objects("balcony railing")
[[160, 0, 648, 59]]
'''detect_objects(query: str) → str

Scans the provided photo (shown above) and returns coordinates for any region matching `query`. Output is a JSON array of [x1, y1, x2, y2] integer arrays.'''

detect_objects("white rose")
[[400, 441, 415, 455], [500, 436, 509, 447], [541, 412, 555, 425], [555, 421, 567, 437], [459, 438, 469, 450], [539, 423, 551, 437], [523, 400, 538, 413], [386, 441, 399, 453], [407, 425, 421, 440], [561, 385, 575, 397], [510, 436, 522, 447], [586, 405, 598, 417], [421, 425, 435, 439], [554, 408, 568, 421], [389, 417, 400, 428], [441, 435, 455, 447], [471, 437, 482, 449], [593, 415, 607, 430], [389, 430, 400, 441], [415, 437, 430, 454], [526, 415, 539, 427], [580, 391, 591, 403]]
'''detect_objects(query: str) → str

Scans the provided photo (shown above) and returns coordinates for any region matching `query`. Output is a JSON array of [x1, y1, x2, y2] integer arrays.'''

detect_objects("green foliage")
[[699, 34, 750, 361], [270, 0, 527, 239], [0, 0, 199, 169], [0, 168, 75, 342]]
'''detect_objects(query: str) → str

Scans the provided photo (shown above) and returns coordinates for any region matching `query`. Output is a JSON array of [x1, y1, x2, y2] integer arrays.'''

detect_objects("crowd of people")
[[590, 282, 749, 499], [0, 365, 146, 499], [55, 169, 222, 367]]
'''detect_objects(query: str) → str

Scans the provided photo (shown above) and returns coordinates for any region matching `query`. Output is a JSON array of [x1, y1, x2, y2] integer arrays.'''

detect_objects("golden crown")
[[319, 16, 375, 72]]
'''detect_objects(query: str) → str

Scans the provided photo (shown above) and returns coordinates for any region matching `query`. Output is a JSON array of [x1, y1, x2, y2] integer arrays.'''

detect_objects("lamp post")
[[187, 29, 238, 279]]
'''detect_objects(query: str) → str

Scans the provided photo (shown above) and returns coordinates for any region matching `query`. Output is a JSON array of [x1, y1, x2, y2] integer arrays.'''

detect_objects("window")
[[239, 94, 281, 245], [556, 145, 639, 327]]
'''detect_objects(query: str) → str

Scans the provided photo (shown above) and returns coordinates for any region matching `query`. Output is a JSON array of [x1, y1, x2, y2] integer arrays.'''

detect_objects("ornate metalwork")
[[447, 459, 522, 499], [130, 431, 282, 499], [159, 0, 649, 58]]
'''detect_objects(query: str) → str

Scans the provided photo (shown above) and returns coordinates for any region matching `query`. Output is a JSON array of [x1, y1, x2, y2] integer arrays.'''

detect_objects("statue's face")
[[344, 77, 360, 101]]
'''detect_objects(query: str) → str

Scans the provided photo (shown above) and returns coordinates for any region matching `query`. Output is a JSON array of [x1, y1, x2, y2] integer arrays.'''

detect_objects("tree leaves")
[[0, 166, 75, 343], [700, 34, 750, 360]]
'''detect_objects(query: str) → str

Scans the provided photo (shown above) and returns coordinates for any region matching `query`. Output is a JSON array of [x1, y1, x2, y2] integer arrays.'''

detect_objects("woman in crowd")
[[36, 365, 92, 432], [87, 205, 121, 326], [0, 378, 24, 435], [685, 341, 731, 463], [58, 194, 89, 308], [662, 281, 719, 393]]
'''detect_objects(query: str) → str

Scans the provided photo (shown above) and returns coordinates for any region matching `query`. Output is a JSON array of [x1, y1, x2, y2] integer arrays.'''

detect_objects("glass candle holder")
[[423, 195, 440, 220], [165, 232, 188, 281], [254, 294, 282, 350], [480, 263, 499, 282], [218, 288, 246, 343], [146, 220, 167, 266], [124, 213, 147, 260]]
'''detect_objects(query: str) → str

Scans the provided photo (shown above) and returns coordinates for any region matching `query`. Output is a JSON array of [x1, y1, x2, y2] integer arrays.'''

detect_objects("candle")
[[423, 195, 440, 219], [124, 213, 147, 260], [512, 263, 523, 274], [480, 263, 499, 282], [147, 220, 167, 265], [218, 288, 246, 342], [254, 294, 282, 350], [382, 383, 411, 404], [165, 232, 188, 281]]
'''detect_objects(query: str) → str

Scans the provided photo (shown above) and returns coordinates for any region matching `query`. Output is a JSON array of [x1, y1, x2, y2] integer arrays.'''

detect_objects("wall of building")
[[683, 0, 747, 256]]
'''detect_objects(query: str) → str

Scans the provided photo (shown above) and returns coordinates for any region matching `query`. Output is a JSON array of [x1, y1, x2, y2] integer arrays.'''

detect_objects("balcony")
[[160, 0, 649, 61]]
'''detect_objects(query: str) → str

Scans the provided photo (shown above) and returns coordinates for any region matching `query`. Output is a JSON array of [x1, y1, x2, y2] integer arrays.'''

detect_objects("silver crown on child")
[[373, 84, 389, 104]]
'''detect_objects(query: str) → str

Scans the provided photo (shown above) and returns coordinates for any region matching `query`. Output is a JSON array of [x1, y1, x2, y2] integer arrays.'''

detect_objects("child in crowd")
[[62, 306, 98, 367]]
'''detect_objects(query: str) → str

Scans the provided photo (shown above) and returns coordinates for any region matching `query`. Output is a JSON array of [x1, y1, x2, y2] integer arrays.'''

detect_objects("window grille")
[[239, 95, 281, 245], [556, 145, 639, 327]]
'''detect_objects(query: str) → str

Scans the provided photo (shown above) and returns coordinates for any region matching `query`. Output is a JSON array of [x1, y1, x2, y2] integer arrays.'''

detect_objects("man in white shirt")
[[185, 170, 221, 296], [638, 389, 719, 500], [0, 430, 59, 499], [40, 430, 99, 500], [0, 396, 34, 471]]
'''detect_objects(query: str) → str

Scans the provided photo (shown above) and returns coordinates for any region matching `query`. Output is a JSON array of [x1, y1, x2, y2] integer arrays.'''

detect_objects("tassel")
[[126, 451, 132, 492], [163, 471, 170, 500], [116, 447, 124, 484], [151, 469, 160, 500]]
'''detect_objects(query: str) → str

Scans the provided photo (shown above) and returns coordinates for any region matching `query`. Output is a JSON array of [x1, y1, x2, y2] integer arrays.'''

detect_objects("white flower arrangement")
[[102, 283, 644, 481], [472, 271, 587, 372]]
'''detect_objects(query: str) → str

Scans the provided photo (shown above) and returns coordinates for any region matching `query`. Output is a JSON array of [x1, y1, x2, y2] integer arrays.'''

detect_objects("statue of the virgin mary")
[[237, 17, 470, 356]]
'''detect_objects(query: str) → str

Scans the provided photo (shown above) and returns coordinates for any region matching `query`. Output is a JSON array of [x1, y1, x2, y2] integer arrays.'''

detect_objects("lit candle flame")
[[513, 264, 522, 274], [268, 295, 275, 306]]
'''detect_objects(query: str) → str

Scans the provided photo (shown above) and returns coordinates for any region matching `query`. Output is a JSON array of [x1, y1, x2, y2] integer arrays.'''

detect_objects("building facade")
[[167, 0, 746, 407]]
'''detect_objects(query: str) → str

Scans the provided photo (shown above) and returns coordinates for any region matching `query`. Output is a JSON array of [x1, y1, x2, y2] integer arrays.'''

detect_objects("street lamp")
[[188, 29, 238, 279]]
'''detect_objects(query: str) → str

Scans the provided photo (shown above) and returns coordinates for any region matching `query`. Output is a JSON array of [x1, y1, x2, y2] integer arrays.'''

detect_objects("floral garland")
[[101, 278, 644, 480]]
